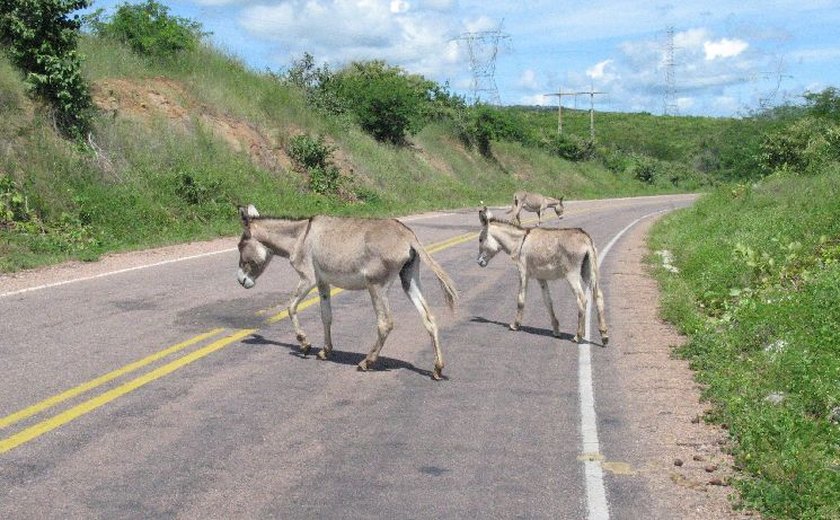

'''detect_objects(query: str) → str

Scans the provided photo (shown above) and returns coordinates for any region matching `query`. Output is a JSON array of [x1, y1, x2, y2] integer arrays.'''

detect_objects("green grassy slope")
[[1, 38, 704, 272]]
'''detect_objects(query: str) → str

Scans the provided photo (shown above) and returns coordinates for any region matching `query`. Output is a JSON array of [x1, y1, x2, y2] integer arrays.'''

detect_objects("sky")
[[85, 0, 840, 117]]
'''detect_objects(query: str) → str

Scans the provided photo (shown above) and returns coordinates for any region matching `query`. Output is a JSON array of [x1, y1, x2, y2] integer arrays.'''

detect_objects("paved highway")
[[1, 194, 696, 519]]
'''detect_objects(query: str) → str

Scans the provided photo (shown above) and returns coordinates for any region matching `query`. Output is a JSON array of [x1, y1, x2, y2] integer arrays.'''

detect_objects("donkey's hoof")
[[357, 360, 371, 372], [300, 343, 312, 356], [432, 367, 443, 381], [509, 323, 519, 331], [601, 335, 609, 346], [552, 329, 561, 338], [317, 349, 330, 360], [573, 334, 582, 343]]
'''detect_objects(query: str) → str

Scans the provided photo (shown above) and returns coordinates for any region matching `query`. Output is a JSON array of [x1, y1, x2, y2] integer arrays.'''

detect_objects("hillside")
[[2, 32, 726, 273]]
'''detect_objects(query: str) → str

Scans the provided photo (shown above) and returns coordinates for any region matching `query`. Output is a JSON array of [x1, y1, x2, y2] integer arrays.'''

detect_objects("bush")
[[287, 134, 342, 196], [0, 0, 94, 139], [334, 61, 431, 145], [759, 117, 840, 175], [541, 133, 594, 161], [88, 0, 205, 58]]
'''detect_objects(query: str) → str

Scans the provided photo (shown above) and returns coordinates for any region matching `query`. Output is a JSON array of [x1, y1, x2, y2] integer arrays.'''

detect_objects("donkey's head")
[[477, 206, 502, 268], [237, 204, 273, 289]]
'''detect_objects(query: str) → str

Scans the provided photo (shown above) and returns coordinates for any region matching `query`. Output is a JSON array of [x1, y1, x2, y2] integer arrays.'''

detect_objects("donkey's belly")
[[529, 265, 566, 280]]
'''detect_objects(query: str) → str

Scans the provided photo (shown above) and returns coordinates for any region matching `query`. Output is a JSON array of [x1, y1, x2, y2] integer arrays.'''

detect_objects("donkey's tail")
[[580, 240, 601, 291], [414, 242, 459, 312]]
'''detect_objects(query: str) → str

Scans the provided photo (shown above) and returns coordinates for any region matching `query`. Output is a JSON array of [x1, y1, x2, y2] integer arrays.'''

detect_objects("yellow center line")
[[0, 328, 226, 430], [0, 328, 256, 454]]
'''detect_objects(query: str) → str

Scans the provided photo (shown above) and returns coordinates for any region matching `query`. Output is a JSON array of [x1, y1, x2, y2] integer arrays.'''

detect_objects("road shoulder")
[[598, 215, 755, 519]]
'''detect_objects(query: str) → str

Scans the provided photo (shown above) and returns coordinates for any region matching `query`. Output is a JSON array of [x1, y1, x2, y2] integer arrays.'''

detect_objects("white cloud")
[[704, 38, 749, 60], [586, 59, 613, 80]]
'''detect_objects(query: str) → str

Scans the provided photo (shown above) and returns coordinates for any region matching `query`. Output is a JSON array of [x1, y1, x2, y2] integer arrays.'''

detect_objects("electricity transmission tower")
[[455, 24, 509, 105], [663, 26, 678, 116]]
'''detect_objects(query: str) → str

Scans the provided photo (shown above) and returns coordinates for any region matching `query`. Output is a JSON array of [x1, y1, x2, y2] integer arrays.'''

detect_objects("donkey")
[[476, 207, 608, 345], [507, 190, 565, 226], [236, 205, 458, 380]]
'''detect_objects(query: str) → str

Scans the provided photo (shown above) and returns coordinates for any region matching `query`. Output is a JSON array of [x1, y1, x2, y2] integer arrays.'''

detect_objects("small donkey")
[[476, 207, 608, 344], [507, 191, 565, 226]]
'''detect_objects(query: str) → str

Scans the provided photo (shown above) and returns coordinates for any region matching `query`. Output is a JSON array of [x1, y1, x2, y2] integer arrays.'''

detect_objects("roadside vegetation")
[[649, 90, 840, 518]]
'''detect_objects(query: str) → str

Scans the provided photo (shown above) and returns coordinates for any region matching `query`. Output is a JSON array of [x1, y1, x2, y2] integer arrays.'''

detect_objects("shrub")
[[0, 0, 94, 139], [759, 117, 840, 175], [334, 61, 431, 145], [88, 0, 205, 58], [542, 133, 594, 162], [287, 134, 342, 196]]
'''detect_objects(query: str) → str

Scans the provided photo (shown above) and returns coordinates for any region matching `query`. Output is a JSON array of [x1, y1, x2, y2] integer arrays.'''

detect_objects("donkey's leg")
[[566, 273, 588, 343], [358, 284, 393, 373], [510, 267, 529, 331], [593, 280, 608, 345], [537, 279, 561, 337], [289, 277, 317, 355], [401, 260, 445, 380], [316, 282, 334, 360]]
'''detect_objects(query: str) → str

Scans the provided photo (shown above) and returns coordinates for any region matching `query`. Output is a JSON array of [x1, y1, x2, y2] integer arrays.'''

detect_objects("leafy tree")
[[334, 60, 432, 145], [0, 0, 93, 139], [88, 0, 205, 57]]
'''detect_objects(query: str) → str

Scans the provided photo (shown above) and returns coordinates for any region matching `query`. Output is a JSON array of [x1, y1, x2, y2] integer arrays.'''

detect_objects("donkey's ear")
[[239, 204, 259, 225], [479, 207, 489, 225]]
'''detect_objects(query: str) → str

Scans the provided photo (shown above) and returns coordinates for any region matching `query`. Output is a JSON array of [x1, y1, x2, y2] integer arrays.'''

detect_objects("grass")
[[648, 169, 840, 518]]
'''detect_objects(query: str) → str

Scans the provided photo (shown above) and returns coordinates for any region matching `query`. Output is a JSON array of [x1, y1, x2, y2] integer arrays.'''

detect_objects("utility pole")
[[585, 87, 605, 141], [544, 88, 605, 139], [543, 89, 579, 134]]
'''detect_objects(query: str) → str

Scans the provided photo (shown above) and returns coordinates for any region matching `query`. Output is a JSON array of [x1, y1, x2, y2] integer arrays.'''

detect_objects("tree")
[[88, 0, 205, 57], [334, 61, 432, 145], [0, 0, 93, 139]]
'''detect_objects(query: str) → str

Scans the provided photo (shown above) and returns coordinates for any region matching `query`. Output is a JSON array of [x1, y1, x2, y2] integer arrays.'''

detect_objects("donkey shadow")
[[242, 333, 441, 379], [470, 316, 604, 346]]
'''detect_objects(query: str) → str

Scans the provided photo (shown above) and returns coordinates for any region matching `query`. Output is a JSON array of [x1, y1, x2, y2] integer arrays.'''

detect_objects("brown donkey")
[[476, 207, 608, 344], [236, 205, 458, 380]]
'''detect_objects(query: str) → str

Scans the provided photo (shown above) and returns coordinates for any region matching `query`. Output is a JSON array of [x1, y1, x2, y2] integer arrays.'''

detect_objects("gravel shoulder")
[[604, 215, 755, 519]]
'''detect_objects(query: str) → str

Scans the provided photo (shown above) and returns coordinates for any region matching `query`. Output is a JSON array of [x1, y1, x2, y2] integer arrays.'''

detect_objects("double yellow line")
[[0, 229, 477, 454]]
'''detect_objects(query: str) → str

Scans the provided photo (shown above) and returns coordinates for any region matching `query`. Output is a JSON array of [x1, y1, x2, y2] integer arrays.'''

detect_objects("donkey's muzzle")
[[237, 269, 255, 289], [477, 256, 488, 268]]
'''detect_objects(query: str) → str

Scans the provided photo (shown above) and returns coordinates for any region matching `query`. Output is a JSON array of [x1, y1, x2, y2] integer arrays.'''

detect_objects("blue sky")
[[86, 0, 840, 117]]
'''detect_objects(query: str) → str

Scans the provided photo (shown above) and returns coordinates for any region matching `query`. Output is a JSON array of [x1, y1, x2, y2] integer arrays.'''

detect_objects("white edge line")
[[579, 209, 669, 520], [0, 248, 237, 299]]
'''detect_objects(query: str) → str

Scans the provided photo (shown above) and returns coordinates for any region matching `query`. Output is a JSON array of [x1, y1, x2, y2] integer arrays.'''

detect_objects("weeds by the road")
[[649, 169, 840, 518]]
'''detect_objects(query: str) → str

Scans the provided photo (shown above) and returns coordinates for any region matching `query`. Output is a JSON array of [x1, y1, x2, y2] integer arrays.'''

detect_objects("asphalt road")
[[1, 194, 697, 519]]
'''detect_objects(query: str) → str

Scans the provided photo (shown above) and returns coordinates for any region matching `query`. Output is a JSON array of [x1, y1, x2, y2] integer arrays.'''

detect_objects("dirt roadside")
[[604, 215, 755, 519]]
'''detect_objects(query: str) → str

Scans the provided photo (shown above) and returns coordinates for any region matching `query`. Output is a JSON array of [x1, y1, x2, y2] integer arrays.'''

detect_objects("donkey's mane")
[[488, 216, 526, 230]]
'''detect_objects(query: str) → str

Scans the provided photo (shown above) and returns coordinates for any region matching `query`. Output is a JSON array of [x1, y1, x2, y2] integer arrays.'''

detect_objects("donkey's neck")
[[253, 218, 310, 257], [491, 222, 528, 254]]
